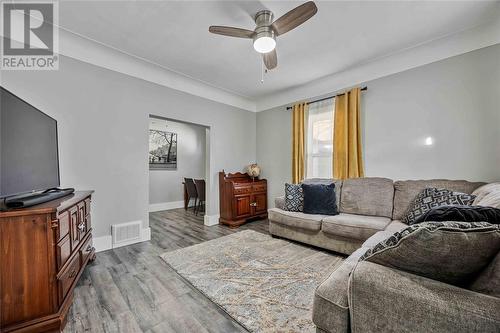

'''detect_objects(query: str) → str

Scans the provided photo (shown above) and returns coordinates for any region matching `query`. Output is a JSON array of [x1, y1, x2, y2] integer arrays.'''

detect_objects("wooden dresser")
[[0, 191, 95, 333], [219, 171, 268, 227]]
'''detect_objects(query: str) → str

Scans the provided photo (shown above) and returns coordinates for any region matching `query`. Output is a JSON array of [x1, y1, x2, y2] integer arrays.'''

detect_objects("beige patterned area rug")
[[160, 230, 343, 333]]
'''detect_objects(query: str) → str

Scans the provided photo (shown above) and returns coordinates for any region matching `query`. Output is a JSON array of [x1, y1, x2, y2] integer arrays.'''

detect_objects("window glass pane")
[[310, 156, 332, 179], [306, 99, 334, 179]]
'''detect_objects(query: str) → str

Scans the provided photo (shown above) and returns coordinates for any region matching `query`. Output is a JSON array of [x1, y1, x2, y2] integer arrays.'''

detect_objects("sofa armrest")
[[349, 261, 500, 333], [275, 196, 285, 209]]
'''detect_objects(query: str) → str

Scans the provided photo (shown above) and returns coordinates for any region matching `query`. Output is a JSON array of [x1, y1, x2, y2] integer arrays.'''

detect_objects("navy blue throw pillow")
[[413, 205, 500, 225], [302, 183, 338, 215]]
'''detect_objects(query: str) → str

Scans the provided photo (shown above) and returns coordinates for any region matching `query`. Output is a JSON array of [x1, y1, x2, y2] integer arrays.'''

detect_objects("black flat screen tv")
[[0, 87, 60, 198]]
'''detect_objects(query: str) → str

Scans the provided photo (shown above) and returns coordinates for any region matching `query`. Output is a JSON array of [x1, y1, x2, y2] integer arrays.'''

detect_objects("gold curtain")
[[333, 87, 364, 179], [292, 102, 307, 183]]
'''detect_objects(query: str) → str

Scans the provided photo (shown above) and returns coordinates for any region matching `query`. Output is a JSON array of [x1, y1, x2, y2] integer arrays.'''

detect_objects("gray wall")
[[257, 44, 500, 207], [1, 55, 256, 237], [256, 107, 292, 208], [149, 118, 206, 205], [2, 44, 498, 235], [362, 44, 500, 181]]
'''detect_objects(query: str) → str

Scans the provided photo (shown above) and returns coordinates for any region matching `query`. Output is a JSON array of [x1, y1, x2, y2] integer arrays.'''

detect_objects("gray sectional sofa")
[[268, 178, 500, 333], [269, 178, 486, 255]]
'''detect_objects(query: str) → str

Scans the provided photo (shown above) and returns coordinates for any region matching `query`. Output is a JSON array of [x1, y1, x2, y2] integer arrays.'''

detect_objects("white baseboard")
[[149, 200, 185, 212], [204, 214, 220, 226], [112, 226, 151, 249], [93, 227, 151, 253], [142, 227, 151, 242]]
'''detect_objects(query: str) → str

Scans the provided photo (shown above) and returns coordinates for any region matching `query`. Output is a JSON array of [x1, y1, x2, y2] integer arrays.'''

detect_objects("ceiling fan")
[[208, 1, 318, 70]]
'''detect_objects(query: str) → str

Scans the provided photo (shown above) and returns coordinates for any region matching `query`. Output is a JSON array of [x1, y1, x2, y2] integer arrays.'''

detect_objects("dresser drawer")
[[85, 198, 91, 215], [56, 235, 71, 271], [80, 235, 93, 265], [253, 184, 267, 192], [85, 214, 92, 232], [77, 202, 87, 238], [56, 211, 70, 242], [58, 253, 80, 302], [234, 186, 252, 195], [69, 206, 80, 251]]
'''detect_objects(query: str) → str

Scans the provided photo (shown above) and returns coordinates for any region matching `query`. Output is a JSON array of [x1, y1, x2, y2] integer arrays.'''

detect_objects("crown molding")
[[2, 9, 498, 114], [56, 29, 257, 112], [0, 9, 257, 112], [255, 18, 500, 112]]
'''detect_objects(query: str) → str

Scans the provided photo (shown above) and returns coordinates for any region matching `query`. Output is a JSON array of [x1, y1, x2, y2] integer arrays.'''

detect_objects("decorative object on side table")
[[246, 163, 261, 181], [219, 170, 267, 228]]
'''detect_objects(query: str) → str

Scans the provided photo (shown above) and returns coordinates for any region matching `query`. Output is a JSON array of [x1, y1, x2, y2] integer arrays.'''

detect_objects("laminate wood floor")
[[65, 209, 269, 333]]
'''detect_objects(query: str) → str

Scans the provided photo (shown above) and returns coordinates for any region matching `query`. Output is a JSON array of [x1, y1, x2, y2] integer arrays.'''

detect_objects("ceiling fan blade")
[[208, 26, 255, 38], [272, 1, 318, 36], [263, 49, 277, 70]]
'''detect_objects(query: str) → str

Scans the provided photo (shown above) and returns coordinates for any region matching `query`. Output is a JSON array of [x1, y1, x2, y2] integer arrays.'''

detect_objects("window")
[[306, 99, 334, 179]]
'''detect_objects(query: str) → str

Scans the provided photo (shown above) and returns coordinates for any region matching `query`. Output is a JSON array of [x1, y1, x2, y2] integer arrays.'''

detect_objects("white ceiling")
[[57, 1, 500, 105]]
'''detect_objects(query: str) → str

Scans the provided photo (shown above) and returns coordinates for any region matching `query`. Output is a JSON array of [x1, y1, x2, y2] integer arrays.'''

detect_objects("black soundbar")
[[4, 188, 75, 209]]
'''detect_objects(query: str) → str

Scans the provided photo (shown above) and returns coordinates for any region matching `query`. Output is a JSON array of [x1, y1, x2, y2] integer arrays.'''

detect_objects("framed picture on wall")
[[149, 130, 177, 170]]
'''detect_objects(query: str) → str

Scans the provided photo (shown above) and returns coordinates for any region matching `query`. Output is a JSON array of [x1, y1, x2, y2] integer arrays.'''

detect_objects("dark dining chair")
[[184, 178, 198, 213], [194, 179, 206, 216]]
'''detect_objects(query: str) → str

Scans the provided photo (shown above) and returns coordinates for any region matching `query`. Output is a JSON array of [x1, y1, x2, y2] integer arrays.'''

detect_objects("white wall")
[[257, 44, 500, 207], [1, 55, 256, 240], [149, 118, 206, 207]]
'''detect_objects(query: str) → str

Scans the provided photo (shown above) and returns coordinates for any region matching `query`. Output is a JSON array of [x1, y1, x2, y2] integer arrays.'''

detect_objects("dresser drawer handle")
[[250, 202, 257, 207], [86, 244, 92, 252], [77, 223, 86, 232], [69, 270, 77, 279]]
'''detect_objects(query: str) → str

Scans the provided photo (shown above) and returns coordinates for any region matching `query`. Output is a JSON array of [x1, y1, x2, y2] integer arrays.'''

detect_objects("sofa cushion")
[[362, 231, 394, 249], [322, 213, 391, 240], [470, 251, 500, 298], [384, 220, 407, 233], [268, 208, 324, 231], [284, 183, 303, 212], [269, 221, 362, 255], [340, 177, 394, 218], [360, 221, 500, 286], [274, 196, 285, 210], [476, 191, 500, 209], [392, 179, 485, 220], [414, 205, 500, 225], [313, 247, 365, 333], [349, 261, 500, 333], [302, 183, 338, 215], [302, 178, 343, 209], [402, 188, 476, 224], [472, 182, 500, 204]]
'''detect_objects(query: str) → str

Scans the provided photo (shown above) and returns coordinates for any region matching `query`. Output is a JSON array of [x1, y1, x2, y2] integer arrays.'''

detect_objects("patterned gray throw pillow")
[[360, 221, 500, 285], [284, 183, 303, 212], [402, 187, 476, 224]]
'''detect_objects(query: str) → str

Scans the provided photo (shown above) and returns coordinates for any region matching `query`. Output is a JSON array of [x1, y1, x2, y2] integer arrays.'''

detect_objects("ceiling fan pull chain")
[[261, 60, 264, 84]]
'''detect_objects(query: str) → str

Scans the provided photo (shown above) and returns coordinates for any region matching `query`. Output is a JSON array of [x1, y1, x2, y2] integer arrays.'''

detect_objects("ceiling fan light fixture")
[[253, 35, 276, 53], [209, 2, 318, 69]]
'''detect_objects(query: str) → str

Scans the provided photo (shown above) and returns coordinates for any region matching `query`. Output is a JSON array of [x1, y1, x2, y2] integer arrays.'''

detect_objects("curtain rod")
[[285, 87, 367, 110]]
